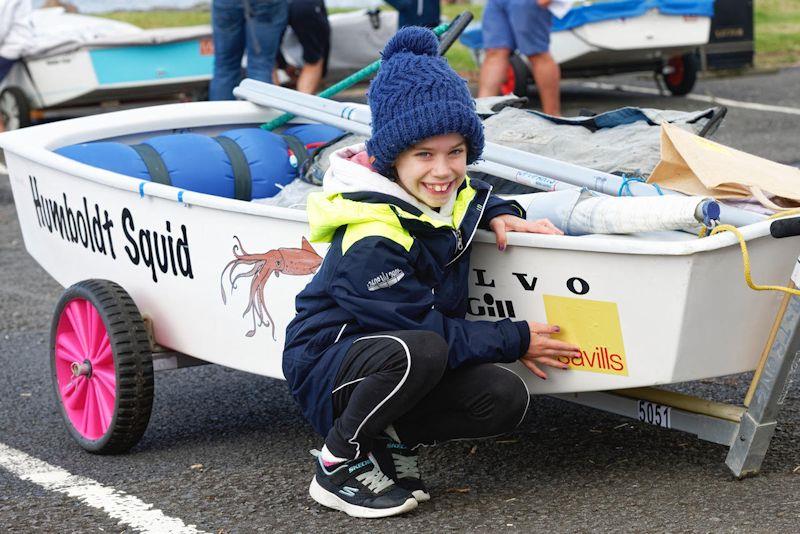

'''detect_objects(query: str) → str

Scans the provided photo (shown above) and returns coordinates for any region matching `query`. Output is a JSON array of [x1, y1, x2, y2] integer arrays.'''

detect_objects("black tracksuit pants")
[[326, 330, 530, 459]]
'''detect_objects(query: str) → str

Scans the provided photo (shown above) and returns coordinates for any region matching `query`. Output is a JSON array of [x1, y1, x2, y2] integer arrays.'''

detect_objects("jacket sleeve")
[[328, 237, 530, 368], [479, 193, 526, 230]]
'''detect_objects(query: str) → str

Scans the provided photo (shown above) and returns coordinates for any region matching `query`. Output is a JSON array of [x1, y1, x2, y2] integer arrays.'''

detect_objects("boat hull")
[[2, 101, 797, 395]]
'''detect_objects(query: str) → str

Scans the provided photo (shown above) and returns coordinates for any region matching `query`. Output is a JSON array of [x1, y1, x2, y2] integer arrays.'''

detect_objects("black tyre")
[[504, 52, 533, 99], [50, 279, 154, 454], [0, 87, 31, 130], [662, 53, 699, 96]]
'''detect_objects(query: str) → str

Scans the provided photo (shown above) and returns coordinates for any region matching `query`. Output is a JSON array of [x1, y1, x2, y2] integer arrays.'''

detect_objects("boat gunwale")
[[0, 100, 776, 257]]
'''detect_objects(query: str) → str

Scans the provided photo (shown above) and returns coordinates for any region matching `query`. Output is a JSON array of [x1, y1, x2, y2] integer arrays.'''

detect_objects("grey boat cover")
[[481, 105, 725, 182]]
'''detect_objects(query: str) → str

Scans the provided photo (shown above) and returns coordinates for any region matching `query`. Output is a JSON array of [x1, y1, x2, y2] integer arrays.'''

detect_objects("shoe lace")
[[393, 452, 420, 479], [355, 462, 394, 494]]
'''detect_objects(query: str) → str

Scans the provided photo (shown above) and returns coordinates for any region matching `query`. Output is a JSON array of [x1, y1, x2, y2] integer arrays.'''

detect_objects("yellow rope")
[[706, 224, 800, 297], [768, 207, 800, 220]]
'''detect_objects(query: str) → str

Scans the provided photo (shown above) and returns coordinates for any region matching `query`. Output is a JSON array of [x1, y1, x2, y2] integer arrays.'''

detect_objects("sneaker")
[[309, 453, 418, 518], [374, 441, 430, 502]]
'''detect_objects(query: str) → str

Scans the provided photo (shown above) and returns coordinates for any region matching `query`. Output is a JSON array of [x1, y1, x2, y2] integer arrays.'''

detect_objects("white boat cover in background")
[[4, 7, 210, 60]]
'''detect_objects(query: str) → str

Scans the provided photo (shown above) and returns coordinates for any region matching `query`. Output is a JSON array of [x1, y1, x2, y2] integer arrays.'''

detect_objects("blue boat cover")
[[459, 0, 714, 49], [56, 124, 345, 200], [554, 0, 714, 32]]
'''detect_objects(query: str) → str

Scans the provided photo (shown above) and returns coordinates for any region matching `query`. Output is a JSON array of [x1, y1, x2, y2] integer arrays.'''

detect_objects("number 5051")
[[637, 400, 671, 429]]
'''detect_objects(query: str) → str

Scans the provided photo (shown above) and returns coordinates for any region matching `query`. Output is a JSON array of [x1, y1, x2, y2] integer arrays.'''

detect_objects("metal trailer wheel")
[[50, 279, 154, 454], [662, 53, 699, 96], [0, 87, 31, 130], [501, 52, 533, 99]]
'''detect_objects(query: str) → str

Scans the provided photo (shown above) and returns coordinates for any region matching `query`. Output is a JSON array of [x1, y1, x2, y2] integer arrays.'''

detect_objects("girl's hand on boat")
[[489, 215, 562, 251], [521, 322, 581, 380]]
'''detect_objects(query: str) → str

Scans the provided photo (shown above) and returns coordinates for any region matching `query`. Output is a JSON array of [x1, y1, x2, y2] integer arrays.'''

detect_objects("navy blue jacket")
[[283, 174, 531, 436]]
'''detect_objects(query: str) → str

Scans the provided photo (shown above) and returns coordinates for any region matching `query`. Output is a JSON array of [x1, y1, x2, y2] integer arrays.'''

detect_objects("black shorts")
[[288, 0, 330, 66]]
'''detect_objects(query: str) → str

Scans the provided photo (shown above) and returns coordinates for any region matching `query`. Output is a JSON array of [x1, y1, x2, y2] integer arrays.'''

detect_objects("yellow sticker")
[[543, 295, 628, 376]]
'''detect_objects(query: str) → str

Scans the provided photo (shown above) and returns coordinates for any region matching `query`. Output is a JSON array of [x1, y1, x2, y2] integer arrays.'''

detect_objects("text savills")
[[29, 176, 193, 283]]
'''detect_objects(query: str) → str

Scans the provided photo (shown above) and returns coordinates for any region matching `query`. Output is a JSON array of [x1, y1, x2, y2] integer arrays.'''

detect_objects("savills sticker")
[[543, 295, 628, 376]]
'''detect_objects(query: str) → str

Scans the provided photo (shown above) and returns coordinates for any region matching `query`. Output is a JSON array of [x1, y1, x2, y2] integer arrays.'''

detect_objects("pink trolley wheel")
[[50, 279, 154, 454]]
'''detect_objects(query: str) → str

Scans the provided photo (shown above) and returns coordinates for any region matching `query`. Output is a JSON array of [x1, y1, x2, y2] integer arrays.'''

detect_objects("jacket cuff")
[[495, 319, 529, 363], [479, 200, 526, 230], [513, 320, 530, 359]]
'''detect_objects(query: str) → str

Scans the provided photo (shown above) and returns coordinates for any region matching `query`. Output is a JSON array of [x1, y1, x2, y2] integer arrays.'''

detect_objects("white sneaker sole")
[[412, 489, 431, 502], [309, 476, 418, 518]]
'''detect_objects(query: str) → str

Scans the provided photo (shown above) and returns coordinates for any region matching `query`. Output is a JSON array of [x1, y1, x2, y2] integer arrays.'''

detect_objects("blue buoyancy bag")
[[283, 123, 345, 146], [55, 124, 345, 200]]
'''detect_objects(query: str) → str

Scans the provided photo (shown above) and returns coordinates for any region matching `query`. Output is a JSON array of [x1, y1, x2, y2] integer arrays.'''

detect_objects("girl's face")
[[392, 133, 467, 209]]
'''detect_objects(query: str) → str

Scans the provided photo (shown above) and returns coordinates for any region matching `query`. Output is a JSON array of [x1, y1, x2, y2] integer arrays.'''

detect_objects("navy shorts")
[[288, 0, 330, 65], [482, 0, 553, 56]]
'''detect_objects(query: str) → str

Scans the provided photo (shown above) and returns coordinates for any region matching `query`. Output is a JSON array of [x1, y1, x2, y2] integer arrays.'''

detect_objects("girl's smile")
[[392, 133, 468, 209]]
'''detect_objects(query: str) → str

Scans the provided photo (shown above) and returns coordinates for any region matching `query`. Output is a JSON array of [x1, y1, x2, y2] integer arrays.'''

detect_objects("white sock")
[[384, 424, 401, 443], [320, 444, 347, 466]]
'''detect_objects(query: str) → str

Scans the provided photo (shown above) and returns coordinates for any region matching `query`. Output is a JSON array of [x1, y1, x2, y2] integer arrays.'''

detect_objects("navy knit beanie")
[[366, 26, 484, 177]]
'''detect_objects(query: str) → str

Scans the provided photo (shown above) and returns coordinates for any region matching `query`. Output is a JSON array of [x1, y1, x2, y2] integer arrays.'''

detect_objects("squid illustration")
[[220, 236, 323, 339]]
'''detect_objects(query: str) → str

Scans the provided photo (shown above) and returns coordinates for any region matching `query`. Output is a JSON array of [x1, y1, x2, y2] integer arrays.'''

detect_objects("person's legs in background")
[[209, 0, 246, 101], [477, 0, 514, 98], [478, 48, 512, 98], [288, 0, 330, 94], [528, 50, 560, 116], [245, 0, 289, 85], [297, 60, 324, 93], [510, 0, 560, 115], [479, 0, 561, 115]]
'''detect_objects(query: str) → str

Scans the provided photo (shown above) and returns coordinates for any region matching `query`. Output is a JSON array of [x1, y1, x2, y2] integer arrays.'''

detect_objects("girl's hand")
[[489, 214, 562, 251], [521, 322, 582, 380], [537, 0, 553, 6]]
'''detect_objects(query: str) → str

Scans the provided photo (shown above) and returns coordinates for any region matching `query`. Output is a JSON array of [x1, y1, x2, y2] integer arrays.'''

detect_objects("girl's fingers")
[[490, 218, 508, 251], [521, 357, 548, 380], [530, 323, 560, 335], [538, 337, 581, 352], [536, 348, 580, 358], [533, 356, 571, 370], [528, 218, 563, 235], [530, 338, 581, 354]]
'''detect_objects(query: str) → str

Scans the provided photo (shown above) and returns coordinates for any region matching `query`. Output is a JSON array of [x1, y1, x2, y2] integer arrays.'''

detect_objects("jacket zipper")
[[445, 185, 492, 267], [453, 228, 463, 251]]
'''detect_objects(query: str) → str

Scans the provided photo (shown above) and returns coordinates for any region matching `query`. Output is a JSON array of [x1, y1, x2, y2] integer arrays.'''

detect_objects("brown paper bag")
[[648, 123, 800, 208]]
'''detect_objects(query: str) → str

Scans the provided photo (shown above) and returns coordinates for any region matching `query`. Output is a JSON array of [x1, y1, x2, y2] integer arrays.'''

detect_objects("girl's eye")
[[415, 152, 432, 158], [450, 148, 464, 156]]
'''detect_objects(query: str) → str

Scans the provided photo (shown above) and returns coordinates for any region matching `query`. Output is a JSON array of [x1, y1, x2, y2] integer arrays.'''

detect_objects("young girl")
[[283, 27, 582, 518]]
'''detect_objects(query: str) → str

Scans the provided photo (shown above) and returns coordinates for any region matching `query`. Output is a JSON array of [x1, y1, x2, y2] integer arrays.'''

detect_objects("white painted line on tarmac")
[[580, 81, 800, 116], [0, 442, 208, 534]]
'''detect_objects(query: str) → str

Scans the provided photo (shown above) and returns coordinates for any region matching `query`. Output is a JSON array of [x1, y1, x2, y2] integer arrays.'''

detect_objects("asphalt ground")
[[1, 68, 799, 533]]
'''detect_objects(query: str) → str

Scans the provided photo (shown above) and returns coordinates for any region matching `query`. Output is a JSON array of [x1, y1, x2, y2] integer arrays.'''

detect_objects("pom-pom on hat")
[[366, 26, 484, 177]]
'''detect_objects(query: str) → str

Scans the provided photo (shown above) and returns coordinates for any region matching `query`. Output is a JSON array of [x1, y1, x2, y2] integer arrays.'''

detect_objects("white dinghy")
[[2, 98, 799, 470], [2, 99, 797, 389]]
